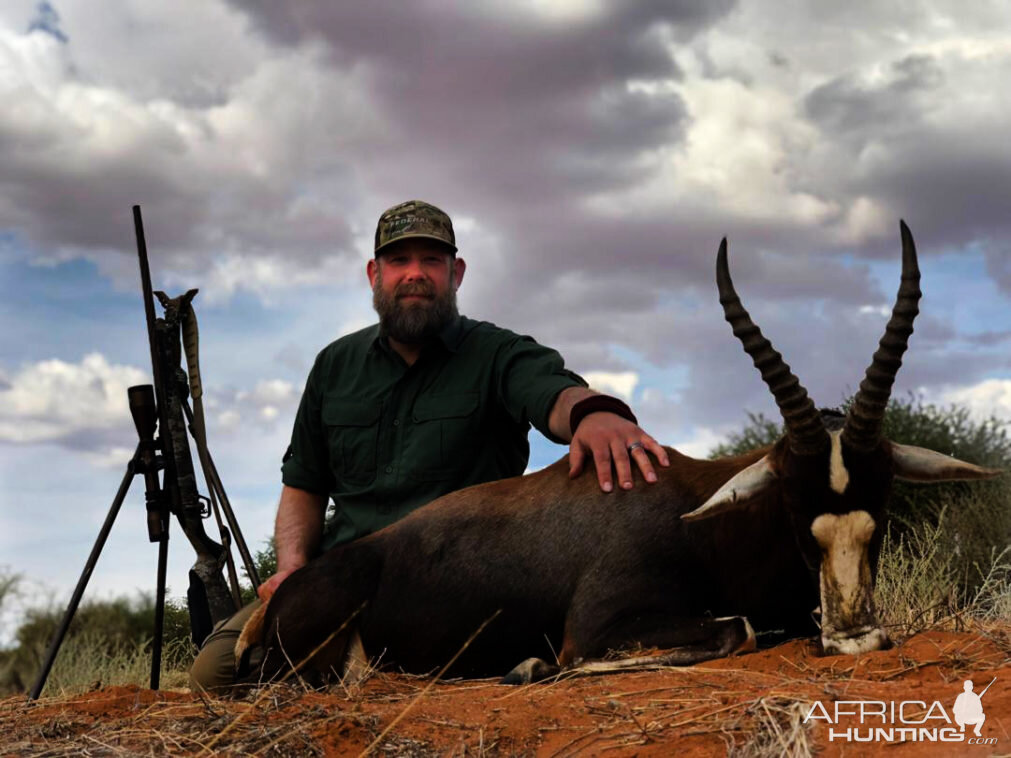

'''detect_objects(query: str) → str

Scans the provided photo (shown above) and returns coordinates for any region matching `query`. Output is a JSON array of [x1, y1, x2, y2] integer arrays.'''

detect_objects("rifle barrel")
[[133, 206, 164, 407], [979, 676, 997, 699]]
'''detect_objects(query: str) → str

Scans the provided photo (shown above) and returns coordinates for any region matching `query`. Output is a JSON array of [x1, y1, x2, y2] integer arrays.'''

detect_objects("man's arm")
[[257, 485, 327, 602], [548, 386, 670, 493]]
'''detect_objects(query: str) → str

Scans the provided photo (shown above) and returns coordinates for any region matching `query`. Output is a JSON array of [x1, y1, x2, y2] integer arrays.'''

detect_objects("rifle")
[[145, 287, 236, 639], [979, 677, 997, 699], [134, 205, 261, 650], [28, 206, 259, 699]]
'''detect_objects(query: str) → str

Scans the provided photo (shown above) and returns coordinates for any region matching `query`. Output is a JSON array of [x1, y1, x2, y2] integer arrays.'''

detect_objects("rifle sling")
[[181, 301, 242, 611]]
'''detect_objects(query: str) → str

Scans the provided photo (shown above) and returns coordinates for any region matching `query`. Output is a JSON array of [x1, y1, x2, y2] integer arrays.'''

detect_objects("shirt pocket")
[[409, 391, 480, 481], [322, 399, 381, 485]]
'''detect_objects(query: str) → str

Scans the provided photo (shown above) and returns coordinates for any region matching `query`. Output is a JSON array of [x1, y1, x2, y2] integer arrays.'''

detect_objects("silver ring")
[[627, 442, 644, 453]]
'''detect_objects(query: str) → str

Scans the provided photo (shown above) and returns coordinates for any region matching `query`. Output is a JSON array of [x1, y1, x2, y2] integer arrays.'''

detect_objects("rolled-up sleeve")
[[281, 356, 333, 495], [496, 335, 587, 443]]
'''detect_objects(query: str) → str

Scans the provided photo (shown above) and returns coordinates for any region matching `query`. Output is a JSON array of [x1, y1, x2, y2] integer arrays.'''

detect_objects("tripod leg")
[[28, 457, 137, 701], [219, 526, 243, 610], [151, 524, 169, 690]]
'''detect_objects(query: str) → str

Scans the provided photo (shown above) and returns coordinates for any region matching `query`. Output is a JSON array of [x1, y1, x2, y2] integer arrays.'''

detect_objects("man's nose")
[[403, 259, 427, 279]]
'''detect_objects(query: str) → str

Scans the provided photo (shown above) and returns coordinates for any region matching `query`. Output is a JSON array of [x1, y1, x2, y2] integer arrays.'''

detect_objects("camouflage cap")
[[374, 200, 457, 256]]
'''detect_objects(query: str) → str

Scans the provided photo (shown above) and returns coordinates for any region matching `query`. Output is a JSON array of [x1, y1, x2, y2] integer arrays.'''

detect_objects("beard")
[[372, 268, 459, 345]]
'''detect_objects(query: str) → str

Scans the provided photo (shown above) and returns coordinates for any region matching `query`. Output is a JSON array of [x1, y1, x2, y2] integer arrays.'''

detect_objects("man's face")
[[368, 239, 465, 345]]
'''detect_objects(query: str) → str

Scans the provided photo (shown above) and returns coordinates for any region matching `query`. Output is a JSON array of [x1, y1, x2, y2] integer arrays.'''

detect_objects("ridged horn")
[[842, 220, 921, 452], [718, 238, 828, 455]]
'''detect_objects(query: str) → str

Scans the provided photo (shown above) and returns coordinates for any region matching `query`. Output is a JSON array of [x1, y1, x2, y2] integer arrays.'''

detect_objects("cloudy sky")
[[2, 0, 1011, 636]]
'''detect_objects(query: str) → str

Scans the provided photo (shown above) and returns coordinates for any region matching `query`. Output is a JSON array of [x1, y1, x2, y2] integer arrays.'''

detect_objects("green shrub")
[[0, 569, 19, 611], [2, 534, 279, 696], [708, 412, 782, 459], [0, 593, 192, 697]]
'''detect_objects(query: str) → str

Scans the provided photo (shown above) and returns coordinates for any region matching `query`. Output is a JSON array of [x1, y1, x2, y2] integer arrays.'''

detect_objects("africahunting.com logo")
[[803, 677, 998, 745]]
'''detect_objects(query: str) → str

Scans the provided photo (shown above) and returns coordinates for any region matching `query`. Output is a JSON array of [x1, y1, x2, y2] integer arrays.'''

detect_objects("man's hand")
[[568, 411, 670, 492], [258, 485, 326, 603], [256, 567, 300, 603]]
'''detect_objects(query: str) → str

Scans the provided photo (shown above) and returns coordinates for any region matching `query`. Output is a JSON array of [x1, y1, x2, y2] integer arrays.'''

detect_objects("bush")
[[875, 504, 1011, 636], [0, 533, 280, 696], [708, 412, 782, 459], [0, 569, 19, 611], [0, 593, 192, 697]]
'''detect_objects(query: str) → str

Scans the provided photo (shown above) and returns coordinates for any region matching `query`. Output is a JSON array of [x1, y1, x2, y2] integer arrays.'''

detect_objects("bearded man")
[[190, 200, 668, 692]]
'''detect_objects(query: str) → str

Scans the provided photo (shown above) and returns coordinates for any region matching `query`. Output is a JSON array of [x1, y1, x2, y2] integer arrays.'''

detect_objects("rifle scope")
[[128, 384, 157, 442]]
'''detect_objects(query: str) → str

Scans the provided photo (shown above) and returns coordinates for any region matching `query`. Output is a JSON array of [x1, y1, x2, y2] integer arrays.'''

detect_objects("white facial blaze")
[[814, 510, 872, 601], [828, 430, 850, 494], [810, 511, 885, 654]]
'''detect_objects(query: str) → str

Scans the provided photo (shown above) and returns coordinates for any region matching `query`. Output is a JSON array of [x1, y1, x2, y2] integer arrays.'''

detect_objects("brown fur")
[[236, 445, 813, 682]]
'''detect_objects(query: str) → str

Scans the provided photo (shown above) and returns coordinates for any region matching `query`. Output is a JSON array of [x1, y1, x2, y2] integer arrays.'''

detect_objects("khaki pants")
[[189, 600, 266, 695]]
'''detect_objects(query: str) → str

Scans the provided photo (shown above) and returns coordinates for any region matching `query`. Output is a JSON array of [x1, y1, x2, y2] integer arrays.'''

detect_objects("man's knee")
[[188, 600, 261, 695]]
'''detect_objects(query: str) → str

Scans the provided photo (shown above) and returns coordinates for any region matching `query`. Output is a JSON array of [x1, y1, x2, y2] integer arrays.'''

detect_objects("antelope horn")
[[842, 220, 921, 452], [717, 238, 828, 455]]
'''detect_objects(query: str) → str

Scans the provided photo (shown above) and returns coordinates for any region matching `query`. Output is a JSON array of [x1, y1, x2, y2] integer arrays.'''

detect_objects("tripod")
[[28, 206, 260, 700]]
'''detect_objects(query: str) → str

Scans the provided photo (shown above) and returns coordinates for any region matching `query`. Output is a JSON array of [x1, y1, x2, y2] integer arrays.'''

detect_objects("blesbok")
[[237, 221, 998, 684]]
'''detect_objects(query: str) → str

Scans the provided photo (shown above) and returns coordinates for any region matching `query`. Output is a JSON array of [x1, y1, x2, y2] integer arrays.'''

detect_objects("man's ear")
[[367, 258, 378, 288], [453, 257, 466, 288]]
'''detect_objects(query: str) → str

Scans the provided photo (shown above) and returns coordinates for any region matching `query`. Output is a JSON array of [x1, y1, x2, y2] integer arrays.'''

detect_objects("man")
[[954, 680, 987, 737], [190, 200, 668, 692]]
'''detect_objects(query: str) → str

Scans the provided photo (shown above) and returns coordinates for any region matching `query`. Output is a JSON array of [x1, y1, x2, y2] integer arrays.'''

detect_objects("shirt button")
[[385, 466, 393, 474], [393, 419, 400, 426]]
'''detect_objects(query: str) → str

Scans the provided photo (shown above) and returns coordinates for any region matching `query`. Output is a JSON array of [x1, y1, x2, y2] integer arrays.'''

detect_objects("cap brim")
[[375, 234, 457, 256]]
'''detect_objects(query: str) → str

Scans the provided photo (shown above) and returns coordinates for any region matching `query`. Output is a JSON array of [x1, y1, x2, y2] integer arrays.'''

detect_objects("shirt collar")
[[369, 315, 465, 355]]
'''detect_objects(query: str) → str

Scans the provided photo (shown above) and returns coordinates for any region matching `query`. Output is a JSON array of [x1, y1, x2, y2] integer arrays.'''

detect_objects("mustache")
[[395, 282, 436, 298]]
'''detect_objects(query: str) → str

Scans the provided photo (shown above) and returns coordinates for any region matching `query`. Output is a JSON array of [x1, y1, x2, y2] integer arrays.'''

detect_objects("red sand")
[[2, 630, 1009, 756]]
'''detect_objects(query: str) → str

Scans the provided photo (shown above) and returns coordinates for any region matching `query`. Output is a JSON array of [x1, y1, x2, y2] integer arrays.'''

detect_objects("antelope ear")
[[890, 442, 1002, 482], [682, 455, 778, 522]]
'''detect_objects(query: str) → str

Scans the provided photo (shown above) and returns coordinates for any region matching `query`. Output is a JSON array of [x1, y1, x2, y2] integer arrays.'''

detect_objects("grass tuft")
[[875, 503, 1011, 639], [32, 634, 192, 698]]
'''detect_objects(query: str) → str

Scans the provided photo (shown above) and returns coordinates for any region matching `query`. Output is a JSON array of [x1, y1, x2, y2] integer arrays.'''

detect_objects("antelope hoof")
[[722, 615, 757, 654], [821, 626, 890, 656], [501, 657, 559, 685]]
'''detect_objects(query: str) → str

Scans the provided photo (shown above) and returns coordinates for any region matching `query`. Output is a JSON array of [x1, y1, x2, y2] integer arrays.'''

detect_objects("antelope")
[[237, 221, 998, 684]]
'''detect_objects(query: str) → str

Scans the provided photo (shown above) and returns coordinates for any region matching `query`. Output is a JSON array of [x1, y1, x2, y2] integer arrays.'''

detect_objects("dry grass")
[[2, 629, 1009, 757], [875, 505, 1011, 643], [26, 634, 192, 700], [724, 697, 814, 758]]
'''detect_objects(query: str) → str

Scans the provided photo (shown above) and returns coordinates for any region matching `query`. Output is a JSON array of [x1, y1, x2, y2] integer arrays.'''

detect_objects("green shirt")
[[281, 315, 586, 549]]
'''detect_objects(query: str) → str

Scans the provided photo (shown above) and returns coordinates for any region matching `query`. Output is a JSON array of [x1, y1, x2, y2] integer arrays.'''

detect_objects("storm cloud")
[[2, 0, 1010, 441]]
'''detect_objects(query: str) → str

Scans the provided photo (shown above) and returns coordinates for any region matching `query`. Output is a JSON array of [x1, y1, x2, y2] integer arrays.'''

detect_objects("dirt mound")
[[2, 630, 1009, 756]]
